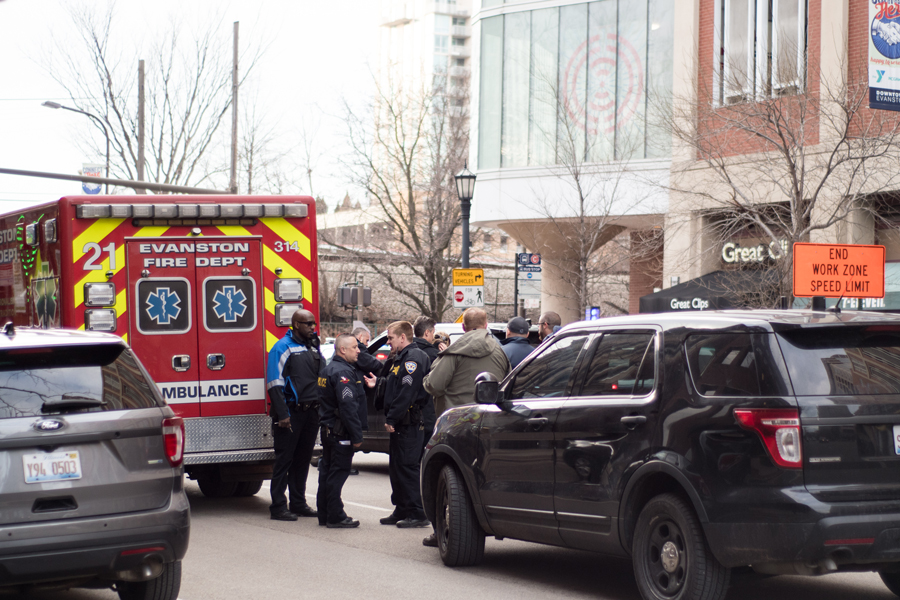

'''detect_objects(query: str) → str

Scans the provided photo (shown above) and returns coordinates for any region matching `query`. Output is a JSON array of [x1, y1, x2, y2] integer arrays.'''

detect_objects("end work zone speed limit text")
[[793, 243, 885, 298]]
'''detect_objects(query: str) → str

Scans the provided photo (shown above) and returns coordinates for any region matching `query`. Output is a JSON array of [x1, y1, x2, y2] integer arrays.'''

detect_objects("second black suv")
[[421, 310, 900, 600]]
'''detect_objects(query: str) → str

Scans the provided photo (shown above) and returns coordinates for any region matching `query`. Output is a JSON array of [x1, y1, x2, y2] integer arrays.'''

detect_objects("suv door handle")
[[621, 415, 647, 427], [172, 355, 191, 372], [526, 417, 549, 431]]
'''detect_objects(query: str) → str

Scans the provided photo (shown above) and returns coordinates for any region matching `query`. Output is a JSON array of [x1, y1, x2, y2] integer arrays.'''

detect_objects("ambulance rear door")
[[125, 238, 266, 418]]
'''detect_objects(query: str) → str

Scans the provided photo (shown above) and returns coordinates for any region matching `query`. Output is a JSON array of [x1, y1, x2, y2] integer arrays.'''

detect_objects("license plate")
[[23, 451, 82, 484], [894, 426, 900, 455]]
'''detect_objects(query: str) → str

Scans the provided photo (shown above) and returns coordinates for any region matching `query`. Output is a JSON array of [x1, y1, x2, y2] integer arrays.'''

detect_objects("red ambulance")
[[0, 195, 318, 497]]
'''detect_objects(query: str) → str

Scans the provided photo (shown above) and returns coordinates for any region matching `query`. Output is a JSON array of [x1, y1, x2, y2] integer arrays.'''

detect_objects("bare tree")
[[322, 72, 469, 320], [42, 2, 261, 191], [662, 40, 900, 305]]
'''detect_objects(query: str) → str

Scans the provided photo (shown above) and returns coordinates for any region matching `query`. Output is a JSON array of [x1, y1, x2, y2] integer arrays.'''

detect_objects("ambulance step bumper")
[[183, 449, 276, 465]]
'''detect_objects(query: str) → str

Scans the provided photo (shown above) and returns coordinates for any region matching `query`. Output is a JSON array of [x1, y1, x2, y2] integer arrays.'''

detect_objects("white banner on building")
[[870, 0, 900, 111]]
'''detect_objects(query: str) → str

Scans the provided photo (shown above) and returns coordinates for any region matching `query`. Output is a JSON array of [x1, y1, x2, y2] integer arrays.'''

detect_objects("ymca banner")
[[870, 0, 900, 111]]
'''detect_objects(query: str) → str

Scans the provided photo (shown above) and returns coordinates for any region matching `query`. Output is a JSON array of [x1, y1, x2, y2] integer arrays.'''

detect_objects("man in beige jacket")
[[424, 308, 510, 416], [421, 307, 510, 547]]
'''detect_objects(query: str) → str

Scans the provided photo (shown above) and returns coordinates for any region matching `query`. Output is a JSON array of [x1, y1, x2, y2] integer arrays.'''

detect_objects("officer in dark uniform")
[[378, 320, 431, 528], [411, 316, 440, 457], [316, 334, 376, 528], [265, 308, 322, 521]]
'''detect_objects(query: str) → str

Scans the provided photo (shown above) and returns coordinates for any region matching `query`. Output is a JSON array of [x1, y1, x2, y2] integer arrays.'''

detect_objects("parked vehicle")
[[0, 326, 189, 599], [422, 309, 900, 600], [0, 195, 319, 498]]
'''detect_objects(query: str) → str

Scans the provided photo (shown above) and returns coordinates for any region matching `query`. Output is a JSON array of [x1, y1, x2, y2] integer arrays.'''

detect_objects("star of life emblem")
[[212, 285, 248, 323], [146, 287, 181, 325]]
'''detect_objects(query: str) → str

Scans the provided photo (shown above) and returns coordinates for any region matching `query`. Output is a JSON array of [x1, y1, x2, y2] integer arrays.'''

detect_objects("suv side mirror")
[[474, 372, 500, 405]]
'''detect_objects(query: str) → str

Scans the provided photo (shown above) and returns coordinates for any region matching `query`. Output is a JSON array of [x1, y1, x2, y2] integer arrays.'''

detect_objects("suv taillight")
[[734, 408, 801, 469], [162, 417, 185, 467]]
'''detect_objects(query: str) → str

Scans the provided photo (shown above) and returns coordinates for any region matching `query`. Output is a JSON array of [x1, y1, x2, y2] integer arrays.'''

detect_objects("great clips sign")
[[870, 0, 900, 111]]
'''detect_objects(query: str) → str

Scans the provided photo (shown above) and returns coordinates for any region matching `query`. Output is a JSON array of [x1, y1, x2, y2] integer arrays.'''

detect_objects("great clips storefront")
[[640, 235, 900, 313]]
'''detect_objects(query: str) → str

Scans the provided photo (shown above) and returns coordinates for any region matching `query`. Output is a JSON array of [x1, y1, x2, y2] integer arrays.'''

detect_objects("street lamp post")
[[42, 101, 110, 194], [454, 162, 476, 269]]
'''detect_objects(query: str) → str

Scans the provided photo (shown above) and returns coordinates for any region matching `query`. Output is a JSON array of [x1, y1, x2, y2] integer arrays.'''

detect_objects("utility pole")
[[229, 21, 239, 194], [137, 59, 146, 194]]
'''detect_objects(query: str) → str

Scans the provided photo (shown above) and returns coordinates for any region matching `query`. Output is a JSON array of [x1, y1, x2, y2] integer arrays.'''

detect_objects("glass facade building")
[[477, 0, 674, 170]]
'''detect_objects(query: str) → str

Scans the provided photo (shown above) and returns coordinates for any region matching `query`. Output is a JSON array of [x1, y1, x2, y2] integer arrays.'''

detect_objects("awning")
[[639, 270, 779, 313]]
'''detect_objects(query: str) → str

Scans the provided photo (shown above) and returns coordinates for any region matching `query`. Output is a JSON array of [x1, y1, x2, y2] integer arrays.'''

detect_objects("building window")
[[435, 14, 450, 34], [483, 233, 492, 252], [453, 17, 467, 26], [452, 37, 466, 46], [435, 35, 448, 53], [715, 0, 807, 104], [455, 58, 466, 66], [500, 235, 509, 252], [478, 0, 674, 170]]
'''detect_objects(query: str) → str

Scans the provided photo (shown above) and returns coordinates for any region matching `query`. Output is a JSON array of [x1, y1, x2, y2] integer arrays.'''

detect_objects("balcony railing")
[[451, 25, 470, 37], [448, 65, 470, 77], [433, 1, 469, 17], [449, 45, 470, 58]]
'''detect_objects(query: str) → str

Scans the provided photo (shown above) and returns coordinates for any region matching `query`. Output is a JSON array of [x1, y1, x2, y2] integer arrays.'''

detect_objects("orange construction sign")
[[793, 243, 885, 298]]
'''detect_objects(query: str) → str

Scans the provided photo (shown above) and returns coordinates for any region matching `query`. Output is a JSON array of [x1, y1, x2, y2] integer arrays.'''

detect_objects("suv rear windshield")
[[777, 326, 900, 395], [0, 345, 161, 419], [685, 333, 790, 397]]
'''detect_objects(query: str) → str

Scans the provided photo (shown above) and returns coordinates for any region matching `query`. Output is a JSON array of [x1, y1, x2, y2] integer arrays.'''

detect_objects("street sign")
[[453, 285, 484, 308], [517, 253, 541, 265], [453, 268, 484, 286], [793, 243, 885, 298]]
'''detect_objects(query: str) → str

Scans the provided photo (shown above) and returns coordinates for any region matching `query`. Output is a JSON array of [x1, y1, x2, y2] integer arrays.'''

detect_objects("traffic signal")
[[337, 286, 371, 307]]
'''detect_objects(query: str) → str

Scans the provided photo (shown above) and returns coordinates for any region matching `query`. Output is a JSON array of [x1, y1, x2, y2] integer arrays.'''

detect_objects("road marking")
[[259, 481, 392, 513]]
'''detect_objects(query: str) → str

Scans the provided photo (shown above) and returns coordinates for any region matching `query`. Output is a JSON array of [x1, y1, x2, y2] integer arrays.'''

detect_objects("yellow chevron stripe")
[[73, 245, 127, 308], [72, 219, 125, 261], [217, 225, 253, 237], [132, 226, 170, 237], [261, 218, 311, 260], [262, 245, 313, 302], [266, 330, 280, 352], [264, 287, 276, 315]]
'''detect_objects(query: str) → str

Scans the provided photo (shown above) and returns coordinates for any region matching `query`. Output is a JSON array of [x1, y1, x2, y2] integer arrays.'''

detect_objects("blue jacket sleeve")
[[266, 342, 290, 421]]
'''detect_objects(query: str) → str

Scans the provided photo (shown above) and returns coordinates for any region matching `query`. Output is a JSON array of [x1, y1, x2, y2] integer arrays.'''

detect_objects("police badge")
[[405, 361, 417, 374]]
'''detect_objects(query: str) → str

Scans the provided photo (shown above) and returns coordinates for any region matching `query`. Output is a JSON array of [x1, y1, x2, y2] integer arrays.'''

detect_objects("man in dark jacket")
[[500, 316, 533, 369], [316, 334, 376, 528], [265, 309, 322, 521], [412, 316, 439, 455], [379, 321, 432, 529], [353, 326, 384, 376]]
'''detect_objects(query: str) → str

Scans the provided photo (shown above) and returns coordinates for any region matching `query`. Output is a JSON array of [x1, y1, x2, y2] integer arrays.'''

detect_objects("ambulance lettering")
[[138, 242, 249, 268], [156, 378, 265, 404]]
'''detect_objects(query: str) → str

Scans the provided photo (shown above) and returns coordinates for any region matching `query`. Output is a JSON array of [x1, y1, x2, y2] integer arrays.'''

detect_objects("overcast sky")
[[0, 0, 378, 211]]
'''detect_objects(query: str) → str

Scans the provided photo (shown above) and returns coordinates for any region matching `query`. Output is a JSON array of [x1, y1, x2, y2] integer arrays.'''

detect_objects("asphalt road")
[[22, 453, 898, 600]]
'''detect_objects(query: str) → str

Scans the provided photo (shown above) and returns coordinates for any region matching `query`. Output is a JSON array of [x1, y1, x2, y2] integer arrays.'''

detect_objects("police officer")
[[378, 321, 431, 528], [265, 308, 322, 521], [316, 334, 376, 528]]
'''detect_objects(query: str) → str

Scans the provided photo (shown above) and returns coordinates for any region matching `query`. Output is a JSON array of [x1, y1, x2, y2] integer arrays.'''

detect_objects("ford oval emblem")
[[33, 419, 65, 432]]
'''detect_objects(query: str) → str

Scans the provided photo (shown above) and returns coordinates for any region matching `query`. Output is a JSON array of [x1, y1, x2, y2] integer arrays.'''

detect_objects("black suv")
[[421, 310, 900, 600], [0, 327, 189, 599]]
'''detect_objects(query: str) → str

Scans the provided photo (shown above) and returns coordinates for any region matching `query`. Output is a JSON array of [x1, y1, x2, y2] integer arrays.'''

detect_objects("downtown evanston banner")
[[870, 0, 900, 111]]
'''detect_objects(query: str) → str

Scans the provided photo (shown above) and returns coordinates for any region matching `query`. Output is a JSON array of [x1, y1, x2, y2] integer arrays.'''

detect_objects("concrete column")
[[540, 258, 581, 325]]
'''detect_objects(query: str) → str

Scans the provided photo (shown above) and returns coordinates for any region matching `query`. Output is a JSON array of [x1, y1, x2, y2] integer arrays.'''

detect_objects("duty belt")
[[292, 401, 319, 412]]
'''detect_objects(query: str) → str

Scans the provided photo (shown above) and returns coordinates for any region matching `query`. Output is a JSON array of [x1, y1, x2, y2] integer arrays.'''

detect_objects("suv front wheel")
[[633, 494, 729, 600], [435, 464, 485, 567]]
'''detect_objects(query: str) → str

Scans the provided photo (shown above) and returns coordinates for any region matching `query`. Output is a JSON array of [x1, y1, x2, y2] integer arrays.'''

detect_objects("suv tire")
[[234, 480, 263, 497], [117, 560, 182, 600], [436, 464, 485, 567], [880, 570, 900, 597], [633, 493, 729, 600], [197, 475, 238, 498]]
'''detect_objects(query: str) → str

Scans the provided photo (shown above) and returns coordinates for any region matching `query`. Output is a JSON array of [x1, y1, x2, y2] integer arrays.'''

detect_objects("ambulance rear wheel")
[[197, 475, 238, 498], [234, 480, 263, 497]]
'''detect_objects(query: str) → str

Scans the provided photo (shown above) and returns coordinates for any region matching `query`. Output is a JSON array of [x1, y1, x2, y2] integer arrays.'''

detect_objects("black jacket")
[[266, 332, 323, 421], [500, 336, 534, 369], [356, 340, 384, 375], [383, 344, 431, 427], [318, 356, 367, 444], [412, 337, 440, 362]]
